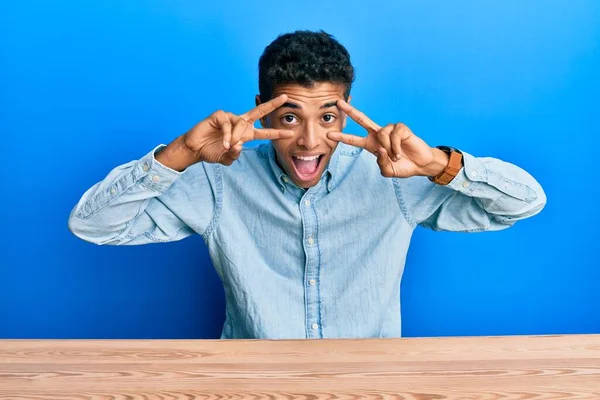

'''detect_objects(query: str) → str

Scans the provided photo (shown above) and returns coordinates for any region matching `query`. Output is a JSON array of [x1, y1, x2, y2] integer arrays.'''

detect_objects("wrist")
[[155, 136, 200, 172], [421, 148, 451, 177], [426, 146, 464, 185]]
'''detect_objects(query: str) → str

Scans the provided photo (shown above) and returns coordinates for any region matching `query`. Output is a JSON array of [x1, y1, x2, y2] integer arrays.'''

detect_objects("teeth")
[[294, 155, 320, 161]]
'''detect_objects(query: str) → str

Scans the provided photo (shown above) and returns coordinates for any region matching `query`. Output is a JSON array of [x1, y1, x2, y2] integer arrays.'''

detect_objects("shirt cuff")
[[445, 151, 487, 195], [445, 151, 538, 202], [136, 144, 183, 193]]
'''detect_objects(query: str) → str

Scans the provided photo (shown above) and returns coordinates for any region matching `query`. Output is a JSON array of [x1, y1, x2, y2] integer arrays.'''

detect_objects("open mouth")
[[291, 154, 325, 181]]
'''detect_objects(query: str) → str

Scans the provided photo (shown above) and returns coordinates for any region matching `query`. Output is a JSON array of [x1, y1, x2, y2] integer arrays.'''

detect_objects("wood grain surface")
[[1, 334, 599, 399]]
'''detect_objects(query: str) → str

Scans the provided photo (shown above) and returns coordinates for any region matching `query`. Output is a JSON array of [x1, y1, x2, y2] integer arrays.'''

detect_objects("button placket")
[[300, 191, 321, 339]]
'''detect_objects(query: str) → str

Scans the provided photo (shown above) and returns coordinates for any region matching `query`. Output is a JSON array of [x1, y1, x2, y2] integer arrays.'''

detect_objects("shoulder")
[[330, 143, 393, 191], [235, 142, 270, 167], [218, 141, 272, 180], [334, 142, 376, 172]]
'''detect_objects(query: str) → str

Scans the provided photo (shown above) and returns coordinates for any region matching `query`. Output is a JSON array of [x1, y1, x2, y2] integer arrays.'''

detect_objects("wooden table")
[[1, 334, 599, 399]]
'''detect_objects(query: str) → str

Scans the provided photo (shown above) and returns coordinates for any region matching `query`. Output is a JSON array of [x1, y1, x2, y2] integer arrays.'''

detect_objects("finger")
[[337, 99, 381, 132], [230, 118, 250, 148], [230, 141, 243, 160], [327, 131, 368, 149], [219, 152, 235, 166], [390, 124, 404, 161], [242, 94, 289, 123], [215, 111, 233, 150], [377, 124, 394, 159], [249, 128, 295, 141], [376, 148, 395, 178], [219, 142, 243, 166]]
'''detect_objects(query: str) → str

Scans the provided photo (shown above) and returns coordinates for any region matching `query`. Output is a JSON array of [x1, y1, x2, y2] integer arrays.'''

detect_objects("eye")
[[281, 114, 298, 124], [322, 114, 337, 123]]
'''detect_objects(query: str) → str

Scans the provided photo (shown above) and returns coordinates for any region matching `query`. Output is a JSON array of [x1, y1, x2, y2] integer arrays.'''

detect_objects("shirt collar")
[[261, 141, 342, 194]]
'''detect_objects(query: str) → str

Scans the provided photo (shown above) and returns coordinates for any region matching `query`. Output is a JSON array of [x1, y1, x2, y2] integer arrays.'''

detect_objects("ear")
[[343, 95, 352, 129], [255, 95, 268, 128]]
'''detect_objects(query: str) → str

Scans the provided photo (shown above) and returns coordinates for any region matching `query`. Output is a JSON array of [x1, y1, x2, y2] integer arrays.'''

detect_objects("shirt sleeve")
[[68, 144, 219, 245], [394, 151, 547, 232]]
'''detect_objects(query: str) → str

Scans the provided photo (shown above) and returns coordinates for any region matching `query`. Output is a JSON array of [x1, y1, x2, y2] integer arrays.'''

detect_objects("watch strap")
[[429, 147, 463, 185]]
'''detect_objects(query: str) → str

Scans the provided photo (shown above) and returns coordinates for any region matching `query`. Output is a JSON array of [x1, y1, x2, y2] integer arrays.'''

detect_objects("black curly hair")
[[258, 30, 355, 101]]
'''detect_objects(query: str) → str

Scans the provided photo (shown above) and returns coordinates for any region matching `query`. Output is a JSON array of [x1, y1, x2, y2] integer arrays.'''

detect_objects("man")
[[68, 30, 546, 339]]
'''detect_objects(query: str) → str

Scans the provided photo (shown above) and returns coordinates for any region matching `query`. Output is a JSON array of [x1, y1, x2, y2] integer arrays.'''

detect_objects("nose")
[[296, 122, 320, 151]]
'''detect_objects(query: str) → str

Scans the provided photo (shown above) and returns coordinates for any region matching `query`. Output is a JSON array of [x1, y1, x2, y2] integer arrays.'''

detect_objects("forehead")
[[272, 82, 346, 110]]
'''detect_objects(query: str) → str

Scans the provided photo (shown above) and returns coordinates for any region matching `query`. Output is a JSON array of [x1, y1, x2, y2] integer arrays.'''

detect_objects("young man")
[[68, 30, 546, 339]]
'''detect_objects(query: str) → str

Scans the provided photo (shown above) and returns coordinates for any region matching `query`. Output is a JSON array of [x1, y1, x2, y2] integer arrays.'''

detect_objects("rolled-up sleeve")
[[395, 151, 547, 232], [68, 144, 217, 245]]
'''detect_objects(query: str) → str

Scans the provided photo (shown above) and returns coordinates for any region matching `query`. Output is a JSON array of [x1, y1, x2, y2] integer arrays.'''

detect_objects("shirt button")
[[307, 236, 315, 245], [304, 199, 311, 206], [110, 187, 116, 195], [312, 323, 319, 330], [282, 176, 289, 183], [152, 175, 160, 183], [143, 163, 150, 172], [462, 181, 470, 188], [471, 170, 478, 177], [309, 279, 316, 286]]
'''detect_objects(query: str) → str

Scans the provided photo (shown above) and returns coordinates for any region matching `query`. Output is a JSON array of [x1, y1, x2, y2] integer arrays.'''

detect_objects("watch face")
[[436, 146, 461, 154]]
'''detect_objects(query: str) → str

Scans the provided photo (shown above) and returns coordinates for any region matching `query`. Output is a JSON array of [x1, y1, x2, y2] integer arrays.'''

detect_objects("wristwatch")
[[428, 146, 463, 185]]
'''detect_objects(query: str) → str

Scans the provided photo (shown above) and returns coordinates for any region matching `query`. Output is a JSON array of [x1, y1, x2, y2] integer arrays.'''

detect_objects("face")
[[256, 82, 349, 189]]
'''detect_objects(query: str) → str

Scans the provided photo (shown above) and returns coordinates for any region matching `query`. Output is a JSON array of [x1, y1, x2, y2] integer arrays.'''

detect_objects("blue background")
[[1, 0, 598, 339]]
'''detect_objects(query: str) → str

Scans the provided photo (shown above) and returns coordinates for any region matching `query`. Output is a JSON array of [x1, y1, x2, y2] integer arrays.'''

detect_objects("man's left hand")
[[327, 99, 450, 178]]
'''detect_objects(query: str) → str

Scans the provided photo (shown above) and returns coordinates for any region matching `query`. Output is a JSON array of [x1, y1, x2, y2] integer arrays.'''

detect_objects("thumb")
[[376, 148, 396, 178], [219, 141, 243, 166]]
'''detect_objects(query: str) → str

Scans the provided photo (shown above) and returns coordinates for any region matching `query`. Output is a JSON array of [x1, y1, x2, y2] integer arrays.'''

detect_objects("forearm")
[[404, 151, 546, 232], [447, 152, 546, 221], [419, 148, 452, 178], [68, 145, 186, 244], [155, 135, 199, 172]]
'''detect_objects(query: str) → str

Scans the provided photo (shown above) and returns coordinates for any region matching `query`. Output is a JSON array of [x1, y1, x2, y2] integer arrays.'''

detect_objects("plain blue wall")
[[1, 0, 598, 339]]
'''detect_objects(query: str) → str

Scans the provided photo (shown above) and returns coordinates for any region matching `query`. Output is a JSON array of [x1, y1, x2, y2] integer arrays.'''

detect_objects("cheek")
[[272, 138, 294, 159], [323, 119, 344, 148], [327, 140, 340, 153]]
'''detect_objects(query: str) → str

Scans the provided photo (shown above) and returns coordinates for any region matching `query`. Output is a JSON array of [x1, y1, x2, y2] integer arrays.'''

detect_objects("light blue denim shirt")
[[68, 142, 546, 339]]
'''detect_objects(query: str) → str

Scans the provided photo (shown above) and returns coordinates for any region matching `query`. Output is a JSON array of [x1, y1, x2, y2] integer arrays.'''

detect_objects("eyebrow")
[[280, 101, 339, 110], [321, 101, 338, 109]]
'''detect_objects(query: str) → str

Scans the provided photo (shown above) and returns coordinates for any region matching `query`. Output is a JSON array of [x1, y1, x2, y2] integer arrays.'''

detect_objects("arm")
[[67, 143, 216, 245], [326, 99, 546, 231], [397, 151, 546, 232], [68, 96, 293, 245]]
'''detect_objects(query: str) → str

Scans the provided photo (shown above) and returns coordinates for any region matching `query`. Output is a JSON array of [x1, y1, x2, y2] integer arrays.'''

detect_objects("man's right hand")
[[156, 95, 293, 171]]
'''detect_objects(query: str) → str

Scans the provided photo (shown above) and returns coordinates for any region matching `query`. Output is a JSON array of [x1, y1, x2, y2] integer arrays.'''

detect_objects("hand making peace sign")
[[327, 100, 439, 178], [182, 94, 294, 166]]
